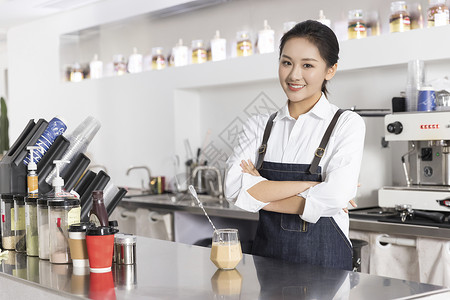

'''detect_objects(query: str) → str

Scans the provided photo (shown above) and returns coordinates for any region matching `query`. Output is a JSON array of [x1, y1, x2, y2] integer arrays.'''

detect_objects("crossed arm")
[[240, 159, 356, 215]]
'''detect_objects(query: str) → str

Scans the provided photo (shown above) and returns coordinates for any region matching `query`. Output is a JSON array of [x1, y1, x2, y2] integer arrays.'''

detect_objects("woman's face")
[[278, 37, 336, 106]]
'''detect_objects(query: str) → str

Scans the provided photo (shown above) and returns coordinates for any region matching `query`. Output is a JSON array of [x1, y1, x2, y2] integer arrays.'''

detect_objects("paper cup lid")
[[69, 222, 93, 232], [86, 226, 119, 236]]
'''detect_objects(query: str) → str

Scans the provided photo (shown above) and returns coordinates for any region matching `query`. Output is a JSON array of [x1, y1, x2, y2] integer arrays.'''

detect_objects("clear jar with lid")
[[14, 195, 27, 253], [236, 31, 253, 56], [428, 0, 449, 27], [113, 54, 127, 76], [151, 47, 166, 70], [1, 194, 15, 250], [348, 10, 367, 39], [366, 11, 381, 36], [48, 197, 81, 264], [390, 1, 411, 32], [69, 63, 84, 82], [37, 198, 49, 259], [25, 197, 39, 256], [192, 40, 207, 64], [409, 3, 424, 29]]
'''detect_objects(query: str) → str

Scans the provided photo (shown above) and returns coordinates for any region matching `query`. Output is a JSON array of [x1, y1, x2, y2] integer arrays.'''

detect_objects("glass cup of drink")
[[210, 229, 243, 270]]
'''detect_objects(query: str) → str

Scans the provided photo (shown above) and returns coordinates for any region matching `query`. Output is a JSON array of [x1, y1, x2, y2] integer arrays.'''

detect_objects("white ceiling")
[[0, 0, 105, 37]]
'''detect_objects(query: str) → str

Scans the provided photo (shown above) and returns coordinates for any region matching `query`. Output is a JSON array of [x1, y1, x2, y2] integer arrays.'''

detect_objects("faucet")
[[191, 166, 223, 199], [126, 165, 152, 191]]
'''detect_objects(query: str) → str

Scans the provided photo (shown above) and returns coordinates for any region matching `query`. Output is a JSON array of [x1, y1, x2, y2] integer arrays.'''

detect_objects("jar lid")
[[13, 194, 26, 204], [86, 226, 119, 236], [37, 198, 48, 206], [109, 220, 118, 228], [25, 197, 38, 204], [348, 9, 364, 20], [48, 198, 80, 207], [1, 194, 14, 201], [114, 233, 137, 244], [69, 222, 93, 232]]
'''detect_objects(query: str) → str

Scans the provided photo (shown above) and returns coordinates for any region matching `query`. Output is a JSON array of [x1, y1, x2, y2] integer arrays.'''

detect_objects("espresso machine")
[[378, 111, 450, 212]]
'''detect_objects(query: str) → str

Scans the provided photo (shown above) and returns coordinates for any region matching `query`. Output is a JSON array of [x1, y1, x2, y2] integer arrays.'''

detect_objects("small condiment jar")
[[14, 195, 27, 253], [191, 40, 207, 64], [70, 63, 84, 82], [409, 3, 424, 29], [151, 47, 166, 70], [48, 197, 81, 264], [25, 197, 39, 256], [68, 222, 92, 268], [210, 30, 226, 62], [428, 0, 449, 27], [114, 233, 137, 265], [113, 54, 127, 76], [1, 194, 15, 250], [236, 31, 253, 57], [348, 9, 367, 40], [127, 47, 143, 74], [390, 1, 411, 33]]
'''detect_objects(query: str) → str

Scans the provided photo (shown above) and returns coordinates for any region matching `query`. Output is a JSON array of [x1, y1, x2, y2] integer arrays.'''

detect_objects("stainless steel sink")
[[122, 188, 153, 198], [122, 187, 227, 207]]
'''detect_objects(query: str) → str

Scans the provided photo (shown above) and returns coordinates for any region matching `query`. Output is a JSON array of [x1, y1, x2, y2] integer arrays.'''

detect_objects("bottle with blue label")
[[23, 117, 67, 166]]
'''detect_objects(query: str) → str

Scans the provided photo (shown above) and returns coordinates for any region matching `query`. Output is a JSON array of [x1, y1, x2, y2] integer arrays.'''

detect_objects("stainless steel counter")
[[1, 236, 449, 299], [119, 194, 450, 240]]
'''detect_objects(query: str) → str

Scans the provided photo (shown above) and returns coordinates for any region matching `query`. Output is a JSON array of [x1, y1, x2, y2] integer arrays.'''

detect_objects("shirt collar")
[[274, 93, 332, 121]]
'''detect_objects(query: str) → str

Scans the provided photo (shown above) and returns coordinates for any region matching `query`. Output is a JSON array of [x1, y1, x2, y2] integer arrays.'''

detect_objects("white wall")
[[0, 39, 6, 99], [6, 0, 440, 201]]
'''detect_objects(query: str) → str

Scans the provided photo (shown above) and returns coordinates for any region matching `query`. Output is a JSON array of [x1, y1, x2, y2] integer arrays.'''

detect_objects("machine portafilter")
[[395, 204, 445, 223]]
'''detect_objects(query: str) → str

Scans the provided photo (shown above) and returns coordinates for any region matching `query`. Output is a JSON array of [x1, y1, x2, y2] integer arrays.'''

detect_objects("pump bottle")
[[26, 146, 40, 198], [48, 160, 74, 198]]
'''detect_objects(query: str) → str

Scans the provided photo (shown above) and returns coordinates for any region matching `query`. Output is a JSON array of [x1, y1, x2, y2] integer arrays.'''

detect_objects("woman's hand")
[[343, 199, 357, 213], [240, 159, 260, 176]]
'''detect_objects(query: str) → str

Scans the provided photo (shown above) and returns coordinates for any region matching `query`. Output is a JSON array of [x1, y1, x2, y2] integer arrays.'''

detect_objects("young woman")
[[224, 20, 365, 270]]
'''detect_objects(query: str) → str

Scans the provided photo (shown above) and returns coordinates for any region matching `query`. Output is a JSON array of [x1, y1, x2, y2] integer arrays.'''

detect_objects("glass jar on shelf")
[[409, 3, 424, 29], [428, 0, 449, 27], [348, 9, 367, 39], [366, 11, 381, 36], [191, 40, 207, 64], [390, 1, 411, 33], [151, 47, 166, 70], [236, 31, 252, 57], [113, 54, 127, 76], [69, 63, 84, 82]]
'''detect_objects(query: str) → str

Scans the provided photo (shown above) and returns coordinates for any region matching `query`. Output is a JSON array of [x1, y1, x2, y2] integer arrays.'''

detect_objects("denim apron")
[[251, 110, 353, 270]]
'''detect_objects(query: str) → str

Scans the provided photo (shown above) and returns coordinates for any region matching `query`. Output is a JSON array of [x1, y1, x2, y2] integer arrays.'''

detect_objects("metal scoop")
[[188, 185, 223, 242]]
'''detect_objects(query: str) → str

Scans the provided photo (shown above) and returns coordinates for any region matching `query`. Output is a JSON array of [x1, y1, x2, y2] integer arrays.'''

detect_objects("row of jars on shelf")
[[348, 0, 449, 39], [65, 20, 278, 82]]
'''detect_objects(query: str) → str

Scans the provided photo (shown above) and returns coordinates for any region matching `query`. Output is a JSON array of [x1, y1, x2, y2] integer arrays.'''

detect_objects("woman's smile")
[[287, 83, 306, 91]]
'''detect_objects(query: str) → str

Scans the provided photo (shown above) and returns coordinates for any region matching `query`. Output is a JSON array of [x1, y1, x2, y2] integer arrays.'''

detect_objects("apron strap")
[[308, 109, 345, 174], [256, 112, 277, 170]]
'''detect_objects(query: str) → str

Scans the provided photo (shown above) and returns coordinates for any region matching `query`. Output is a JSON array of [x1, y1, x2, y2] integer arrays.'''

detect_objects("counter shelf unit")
[[1, 236, 449, 299], [60, 25, 450, 88]]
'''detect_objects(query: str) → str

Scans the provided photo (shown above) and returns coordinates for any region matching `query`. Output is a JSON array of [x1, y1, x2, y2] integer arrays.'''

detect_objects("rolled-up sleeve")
[[300, 112, 366, 223], [224, 115, 270, 212]]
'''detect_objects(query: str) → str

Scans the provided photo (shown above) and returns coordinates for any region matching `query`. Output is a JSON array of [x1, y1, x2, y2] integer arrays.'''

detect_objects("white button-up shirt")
[[224, 94, 366, 238]]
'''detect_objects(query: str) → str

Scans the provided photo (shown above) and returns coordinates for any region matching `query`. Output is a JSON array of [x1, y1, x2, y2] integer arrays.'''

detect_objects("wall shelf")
[[64, 25, 450, 90]]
